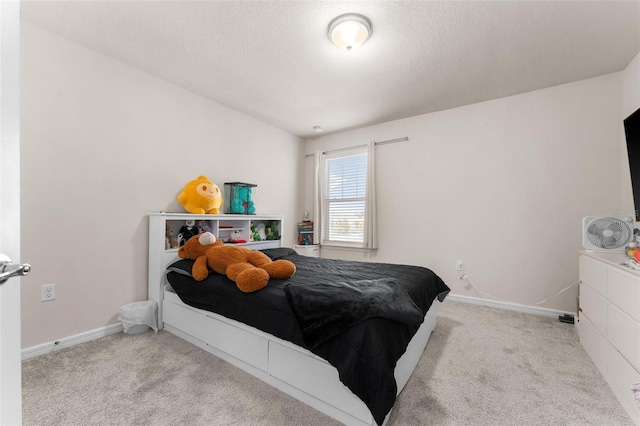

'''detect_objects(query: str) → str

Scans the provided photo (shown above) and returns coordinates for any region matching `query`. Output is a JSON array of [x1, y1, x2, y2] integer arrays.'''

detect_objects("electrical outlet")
[[456, 260, 464, 271], [41, 284, 56, 301]]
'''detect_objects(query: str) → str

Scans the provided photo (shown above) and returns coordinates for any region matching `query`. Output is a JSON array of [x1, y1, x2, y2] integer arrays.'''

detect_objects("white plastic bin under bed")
[[117, 300, 158, 335]]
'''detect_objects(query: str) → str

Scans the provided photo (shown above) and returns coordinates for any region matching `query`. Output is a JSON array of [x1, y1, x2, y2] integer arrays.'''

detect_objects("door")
[[0, 2, 22, 424]]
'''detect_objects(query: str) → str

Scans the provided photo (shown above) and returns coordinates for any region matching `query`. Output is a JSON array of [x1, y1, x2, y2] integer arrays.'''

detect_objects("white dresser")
[[579, 251, 640, 424]]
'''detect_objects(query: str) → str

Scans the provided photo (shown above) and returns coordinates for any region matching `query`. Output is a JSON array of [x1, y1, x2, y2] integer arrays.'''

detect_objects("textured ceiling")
[[21, 1, 640, 139]]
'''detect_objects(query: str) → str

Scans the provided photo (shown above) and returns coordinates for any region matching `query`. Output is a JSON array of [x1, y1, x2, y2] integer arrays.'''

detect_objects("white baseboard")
[[446, 293, 573, 318], [21, 323, 124, 360]]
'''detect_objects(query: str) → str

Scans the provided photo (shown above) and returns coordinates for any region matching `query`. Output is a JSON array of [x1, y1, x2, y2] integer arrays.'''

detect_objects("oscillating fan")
[[582, 216, 634, 252]]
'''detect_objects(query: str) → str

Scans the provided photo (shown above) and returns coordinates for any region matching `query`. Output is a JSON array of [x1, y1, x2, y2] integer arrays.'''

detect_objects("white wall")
[[305, 73, 624, 313], [20, 22, 302, 348]]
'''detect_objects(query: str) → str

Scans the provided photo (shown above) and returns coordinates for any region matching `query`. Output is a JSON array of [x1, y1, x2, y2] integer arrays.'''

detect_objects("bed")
[[150, 240, 449, 426]]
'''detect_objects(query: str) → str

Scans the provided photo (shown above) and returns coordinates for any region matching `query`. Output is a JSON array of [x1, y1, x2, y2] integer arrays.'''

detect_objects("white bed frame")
[[148, 213, 440, 426]]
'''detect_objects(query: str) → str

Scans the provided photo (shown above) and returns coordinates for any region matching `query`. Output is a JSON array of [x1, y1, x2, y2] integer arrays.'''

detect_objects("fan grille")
[[586, 217, 633, 249]]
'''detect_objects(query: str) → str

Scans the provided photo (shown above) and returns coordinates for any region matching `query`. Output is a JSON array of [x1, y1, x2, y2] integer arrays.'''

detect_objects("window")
[[324, 148, 367, 244], [316, 143, 377, 249]]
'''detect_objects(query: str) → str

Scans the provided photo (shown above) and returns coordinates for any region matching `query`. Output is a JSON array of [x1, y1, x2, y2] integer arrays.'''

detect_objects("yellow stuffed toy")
[[178, 232, 296, 293], [177, 176, 223, 214]]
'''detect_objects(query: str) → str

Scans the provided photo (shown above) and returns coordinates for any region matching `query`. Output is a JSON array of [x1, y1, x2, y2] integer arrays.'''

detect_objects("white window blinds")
[[323, 147, 368, 244]]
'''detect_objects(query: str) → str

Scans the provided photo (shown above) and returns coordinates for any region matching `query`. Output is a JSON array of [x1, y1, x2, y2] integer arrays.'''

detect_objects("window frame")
[[320, 146, 369, 248]]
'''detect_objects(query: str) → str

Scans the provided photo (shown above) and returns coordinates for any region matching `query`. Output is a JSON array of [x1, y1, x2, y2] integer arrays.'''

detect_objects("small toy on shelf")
[[256, 223, 266, 241], [265, 221, 281, 240], [251, 224, 261, 241], [197, 220, 212, 234], [177, 220, 199, 247], [177, 175, 223, 214], [165, 224, 173, 250], [228, 230, 247, 244]]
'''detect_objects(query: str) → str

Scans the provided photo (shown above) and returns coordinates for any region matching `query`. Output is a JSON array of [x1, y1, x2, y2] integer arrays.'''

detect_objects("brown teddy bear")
[[178, 232, 296, 293]]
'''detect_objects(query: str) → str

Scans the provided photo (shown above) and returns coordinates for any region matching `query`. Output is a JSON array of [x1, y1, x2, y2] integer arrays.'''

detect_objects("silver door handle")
[[0, 259, 31, 284]]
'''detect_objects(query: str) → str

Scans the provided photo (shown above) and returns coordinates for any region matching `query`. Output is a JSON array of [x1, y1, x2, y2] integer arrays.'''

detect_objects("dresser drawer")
[[579, 314, 608, 377], [580, 255, 608, 297], [607, 345, 640, 424], [608, 267, 640, 323], [580, 284, 608, 335], [608, 304, 640, 372]]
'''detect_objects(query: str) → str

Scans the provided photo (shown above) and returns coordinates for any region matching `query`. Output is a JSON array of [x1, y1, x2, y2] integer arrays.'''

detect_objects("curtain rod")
[[373, 136, 409, 146], [304, 136, 409, 157]]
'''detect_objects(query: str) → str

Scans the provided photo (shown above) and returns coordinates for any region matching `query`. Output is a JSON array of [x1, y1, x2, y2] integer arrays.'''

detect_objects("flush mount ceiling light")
[[327, 13, 372, 51]]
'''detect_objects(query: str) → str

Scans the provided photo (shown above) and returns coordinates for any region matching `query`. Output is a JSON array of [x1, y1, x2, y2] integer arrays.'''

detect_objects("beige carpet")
[[22, 300, 633, 425]]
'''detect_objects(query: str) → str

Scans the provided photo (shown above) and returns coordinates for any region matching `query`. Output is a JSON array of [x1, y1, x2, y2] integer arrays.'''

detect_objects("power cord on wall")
[[458, 273, 580, 307]]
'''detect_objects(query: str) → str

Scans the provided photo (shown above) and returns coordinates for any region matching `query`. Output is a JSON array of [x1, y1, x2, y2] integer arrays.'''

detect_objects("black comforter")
[[285, 277, 425, 349], [166, 248, 449, 425]]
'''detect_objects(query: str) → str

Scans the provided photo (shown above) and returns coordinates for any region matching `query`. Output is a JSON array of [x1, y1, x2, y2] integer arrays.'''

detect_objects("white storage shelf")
[[160, 214, 284, 251], [578, 251, 640, 424]]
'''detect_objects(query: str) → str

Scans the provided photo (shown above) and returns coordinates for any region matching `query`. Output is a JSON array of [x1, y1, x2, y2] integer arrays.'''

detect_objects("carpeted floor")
[[22, 300, 634, 425]]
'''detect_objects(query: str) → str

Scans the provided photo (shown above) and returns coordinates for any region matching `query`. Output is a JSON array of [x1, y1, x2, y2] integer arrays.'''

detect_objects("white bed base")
[[158, 284, 439, 426]]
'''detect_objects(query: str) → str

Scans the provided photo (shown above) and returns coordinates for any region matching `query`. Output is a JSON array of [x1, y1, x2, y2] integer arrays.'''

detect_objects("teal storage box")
[[224, 182, 256, 214]]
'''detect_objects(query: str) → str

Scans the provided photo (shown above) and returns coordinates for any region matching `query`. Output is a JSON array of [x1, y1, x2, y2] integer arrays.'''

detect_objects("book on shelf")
[[297, 221, 313, 231], [297, 221, 314, 245]]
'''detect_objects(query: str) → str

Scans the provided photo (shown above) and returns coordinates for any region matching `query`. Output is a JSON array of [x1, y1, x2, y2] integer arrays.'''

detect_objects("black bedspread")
[[285, 277, 425, 349], [166, 248, 449, 425]]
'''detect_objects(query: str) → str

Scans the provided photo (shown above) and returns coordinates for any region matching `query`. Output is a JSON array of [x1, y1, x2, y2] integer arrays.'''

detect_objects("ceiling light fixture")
[[313, 125, 323, 133], [327, 13, 372, 51]]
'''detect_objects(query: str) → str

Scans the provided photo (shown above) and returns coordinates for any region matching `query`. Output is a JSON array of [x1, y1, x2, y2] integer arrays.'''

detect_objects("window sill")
[[320, 243, 376, 252]]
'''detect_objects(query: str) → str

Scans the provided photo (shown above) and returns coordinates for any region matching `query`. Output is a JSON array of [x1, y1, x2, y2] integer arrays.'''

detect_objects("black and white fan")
[[582, 216, 634, 252]]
